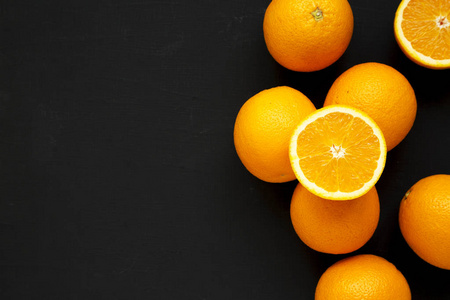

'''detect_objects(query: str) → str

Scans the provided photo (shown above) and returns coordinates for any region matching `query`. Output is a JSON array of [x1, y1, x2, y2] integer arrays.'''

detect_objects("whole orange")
[[263, 0, 353, 72], [290, 183, 379, 254], [324, 62, 417, 151], [399, 174, 450, 270], [233, 86, 316, 183], [315, 254, 411, 300]]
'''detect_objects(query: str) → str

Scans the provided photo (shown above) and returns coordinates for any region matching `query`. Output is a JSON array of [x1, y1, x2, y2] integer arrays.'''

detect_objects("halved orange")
[[394, 0, 450, 69], [289, 105, 387, 200]]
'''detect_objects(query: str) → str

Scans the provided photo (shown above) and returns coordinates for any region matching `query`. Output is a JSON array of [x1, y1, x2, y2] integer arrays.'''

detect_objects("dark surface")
[[0, 0, 449, 299]]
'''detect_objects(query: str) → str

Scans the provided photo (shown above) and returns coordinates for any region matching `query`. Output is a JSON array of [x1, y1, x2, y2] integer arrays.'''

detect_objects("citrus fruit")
[[290, 183, 379, 254], [315, 254, 411, 300], [234, 86, 316, 183], [289, 105, 387, 200], [394, 0, 450, 69], [324, 62, 417, 151], [399, 174, 450, 270], [263, 0, 354, 72]]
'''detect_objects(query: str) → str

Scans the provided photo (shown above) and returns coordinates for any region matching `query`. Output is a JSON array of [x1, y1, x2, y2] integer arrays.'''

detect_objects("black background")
[[0, 0, 449, 299]]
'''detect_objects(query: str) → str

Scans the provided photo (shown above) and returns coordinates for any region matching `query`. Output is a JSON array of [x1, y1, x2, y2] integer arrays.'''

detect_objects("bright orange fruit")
[[263, 0, 353, 72], [289, 105, 387, 200], [291, 183, 379, 254], [315, 254, 411, 300], [394, 0, 450, 69], [324, 62, 417, 151], [399, 174, 450, 270], [234, 86, 316, 183]]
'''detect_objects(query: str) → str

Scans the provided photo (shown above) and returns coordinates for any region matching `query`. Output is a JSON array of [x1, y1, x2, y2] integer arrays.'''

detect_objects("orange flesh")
[[296, 112, 381, 193], [402, 0, 450, 60]]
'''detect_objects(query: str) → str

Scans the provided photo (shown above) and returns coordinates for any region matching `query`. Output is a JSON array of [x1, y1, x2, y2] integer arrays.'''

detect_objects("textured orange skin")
[[290, 183, 379, 254], [324, 62, 417, 151], [315, 254, 411, 300], [234, 86, 316, 183], [399, 174, 450, 270], [263, 0, 353, 72]]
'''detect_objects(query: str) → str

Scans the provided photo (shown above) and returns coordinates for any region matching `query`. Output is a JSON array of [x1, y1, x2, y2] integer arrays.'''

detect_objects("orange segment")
[[394, 0, 450, 69], [289, 105, 387, 200]]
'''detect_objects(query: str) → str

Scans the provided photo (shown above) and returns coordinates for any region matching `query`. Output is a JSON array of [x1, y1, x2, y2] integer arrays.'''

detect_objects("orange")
[[289, 105, 386, 200], [324, 62, 417, 151], [315, 254, 411, 300], [290, 183, 379, 254], [263, 0, 353, 72], [394, 0, 450, 69], [399, 174, 450, 270], [234, 86, 316, 183]]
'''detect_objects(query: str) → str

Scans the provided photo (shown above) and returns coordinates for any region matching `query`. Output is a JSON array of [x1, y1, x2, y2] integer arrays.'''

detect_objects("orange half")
[[289, 105, 387, 200], [394, 0, 450, 69]]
